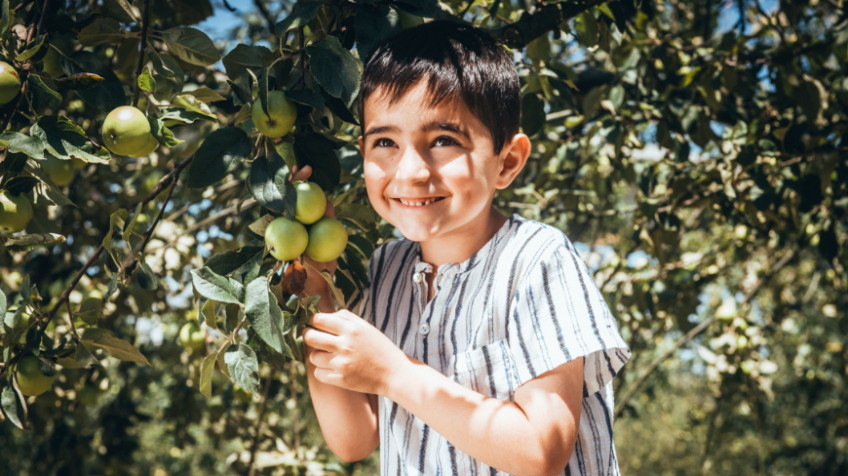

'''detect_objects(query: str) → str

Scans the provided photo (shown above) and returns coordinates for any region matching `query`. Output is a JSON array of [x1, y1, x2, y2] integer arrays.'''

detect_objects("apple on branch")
[[251, 90, 297, 139], [101, 106, 158, 157]]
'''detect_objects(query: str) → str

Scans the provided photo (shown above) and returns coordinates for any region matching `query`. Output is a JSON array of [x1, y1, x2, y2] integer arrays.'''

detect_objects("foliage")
[[0, 0, 845, 475]]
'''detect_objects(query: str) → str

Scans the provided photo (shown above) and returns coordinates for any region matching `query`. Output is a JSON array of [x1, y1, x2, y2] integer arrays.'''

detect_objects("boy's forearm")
[[385, 356, 579, 476], [305, 357, 379, 461]]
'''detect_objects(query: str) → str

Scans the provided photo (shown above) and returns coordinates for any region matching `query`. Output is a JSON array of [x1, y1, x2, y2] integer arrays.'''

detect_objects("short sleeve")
[[506, 240, 630, 395]]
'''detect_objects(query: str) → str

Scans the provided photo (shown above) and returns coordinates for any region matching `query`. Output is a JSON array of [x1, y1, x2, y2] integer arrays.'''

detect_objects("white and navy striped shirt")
[[357, 214, 630, 475]]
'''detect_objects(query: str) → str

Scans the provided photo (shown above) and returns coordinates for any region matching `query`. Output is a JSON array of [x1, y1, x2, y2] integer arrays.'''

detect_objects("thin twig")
[[132, 0, 152, 107]]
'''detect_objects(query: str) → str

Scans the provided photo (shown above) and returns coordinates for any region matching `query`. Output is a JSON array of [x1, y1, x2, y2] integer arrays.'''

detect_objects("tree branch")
[[491, 0, 607, 47], [132, 0, 152, 107]]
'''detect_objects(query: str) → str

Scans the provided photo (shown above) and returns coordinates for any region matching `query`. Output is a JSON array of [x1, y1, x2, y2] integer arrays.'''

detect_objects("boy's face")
[[359, 83, 526, 245]]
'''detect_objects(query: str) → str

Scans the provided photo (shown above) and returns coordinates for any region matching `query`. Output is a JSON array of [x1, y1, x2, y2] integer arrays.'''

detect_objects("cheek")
[[363, 162, 388, 201]]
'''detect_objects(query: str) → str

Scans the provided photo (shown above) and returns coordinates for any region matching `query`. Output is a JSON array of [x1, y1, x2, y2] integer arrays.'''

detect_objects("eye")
[[372, 137, 396, 148], [432, 136, 460, 147]]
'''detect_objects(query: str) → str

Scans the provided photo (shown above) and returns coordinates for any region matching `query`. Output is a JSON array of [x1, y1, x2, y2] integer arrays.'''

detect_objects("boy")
[[300, 20, 630, 475]]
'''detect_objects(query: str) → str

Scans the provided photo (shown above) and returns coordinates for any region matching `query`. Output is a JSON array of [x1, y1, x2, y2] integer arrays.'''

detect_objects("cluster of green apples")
[[265, 181, 348, 263]]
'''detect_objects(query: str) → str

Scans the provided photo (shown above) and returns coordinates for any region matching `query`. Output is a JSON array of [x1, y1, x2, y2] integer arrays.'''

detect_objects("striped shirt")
[[357, 214, 630, 475]]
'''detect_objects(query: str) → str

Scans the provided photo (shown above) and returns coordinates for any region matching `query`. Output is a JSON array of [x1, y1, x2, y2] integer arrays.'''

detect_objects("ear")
[[495, 133, 531, 190], [358, 135, 365, 156]]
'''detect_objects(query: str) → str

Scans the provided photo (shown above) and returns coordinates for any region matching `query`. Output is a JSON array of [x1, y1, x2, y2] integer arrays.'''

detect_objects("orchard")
[[0, 1, 845, 475]]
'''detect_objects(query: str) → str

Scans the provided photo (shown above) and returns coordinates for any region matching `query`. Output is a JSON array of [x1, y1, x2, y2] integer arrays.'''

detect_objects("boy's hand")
[[303, 310, 406, 396]]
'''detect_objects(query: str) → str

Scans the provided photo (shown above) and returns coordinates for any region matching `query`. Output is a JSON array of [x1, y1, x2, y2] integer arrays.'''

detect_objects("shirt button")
[[419, 323, 430, 335], [412, 272, 424, 283]]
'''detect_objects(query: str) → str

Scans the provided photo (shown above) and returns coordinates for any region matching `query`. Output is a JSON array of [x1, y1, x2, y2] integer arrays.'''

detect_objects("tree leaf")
[[275, 1, 324, 34], [164, 27, 220, 67], [61, 50, 126, 112], [15, 34, 45, 62], [306, 36, 362, 105], [190, 266, 243, 305], [355, 4, 400, 62], [249, 153, 295, 214], [293, 130, 341, 190], [244, 277, 292, 357], [78, 17, 128, 46], [199, 352, 217, 399], [80, 328, 151, 365], [206, 245, 265, 277], [30, 116, 109, 164], [137, 66, 156, 92], [0, 132, 47, 159], [224, 343, 259, 393], [1, 387, 26, 430], [0, 290, 5, 319], [222, 44, 272, 80], [29, 74, 62, 110], [185, 127, 251, 188]]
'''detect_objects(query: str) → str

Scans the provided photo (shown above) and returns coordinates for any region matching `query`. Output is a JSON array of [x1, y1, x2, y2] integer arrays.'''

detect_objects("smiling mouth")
[[394, 197, 446, 207]]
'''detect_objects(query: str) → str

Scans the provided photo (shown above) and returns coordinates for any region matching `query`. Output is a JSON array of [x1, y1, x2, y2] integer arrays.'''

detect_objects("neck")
[[419, 207, 506, 267]]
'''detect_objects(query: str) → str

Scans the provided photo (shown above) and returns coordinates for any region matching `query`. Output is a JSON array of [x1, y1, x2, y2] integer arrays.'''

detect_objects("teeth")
[[398, 197, 440, 207]]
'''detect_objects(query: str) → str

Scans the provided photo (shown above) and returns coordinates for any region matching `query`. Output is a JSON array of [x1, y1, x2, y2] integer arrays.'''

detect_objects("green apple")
[[15, 355, 56, 396], [42, 156, 76, 186], [0, 191, 33, 233], [101, 106, 155, 157], [0, 61, 21, 105], [294, 181, 327, 225], [305, 217, 348, 263], [251, 90, 297, 138], [265, 216, 308, 262], [178, 321, 206, 352], [137, 134, 159, 156]]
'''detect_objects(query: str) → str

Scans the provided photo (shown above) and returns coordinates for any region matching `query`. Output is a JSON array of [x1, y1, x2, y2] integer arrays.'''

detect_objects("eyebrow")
[[362, 122, 471, 140]]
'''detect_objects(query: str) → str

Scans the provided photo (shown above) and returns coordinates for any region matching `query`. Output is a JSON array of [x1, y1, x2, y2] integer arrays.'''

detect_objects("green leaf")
[[77, 17, 128, 46], [137, 66, 156, 93], [29, 74, 62, 110], [185, 127, 251, 188], [190, 266, 243, 305], [0, 290, 6, 323], [183, 86, 227, 103], [0, 0, 12, 39], [163, 27, 220, 67], [249, 153, 295, 214], [275, 1, 324, 34], [201, 299, 218, 331], [31, 116, 110, 163], [15, 34, 46, 62], [0, 132, 47, 159], [3, 176, 38, 195], [62, 50, 126, 112], [4, 233, 67, 251], [224, 344, 259, 393], [306, 36, 362, 105], [199, 352, 217, 398], [293, 130, 341, 190], [1, 387, 25, 430], [206, 245, 265, 277], [222, 44, 272, 80], [148, 118, 181, 148], [80, 328, 151, 365], [245, 277, 293, 357], [521, 93, 545, 137], [355, 4, 400, 61], [575, 11, 599, 46]]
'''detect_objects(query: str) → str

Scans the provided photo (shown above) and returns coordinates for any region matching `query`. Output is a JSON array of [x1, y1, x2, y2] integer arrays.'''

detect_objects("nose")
[[394, 144, 431, 183]]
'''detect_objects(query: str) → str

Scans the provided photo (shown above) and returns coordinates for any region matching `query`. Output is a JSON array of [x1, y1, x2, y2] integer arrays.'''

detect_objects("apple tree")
[[0, 0, 845, 475]]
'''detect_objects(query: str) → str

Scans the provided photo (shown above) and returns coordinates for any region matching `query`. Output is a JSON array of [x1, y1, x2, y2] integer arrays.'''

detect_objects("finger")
[[308, 349, 334, 369], [290, 164, 312, 182], [302, 326, 337, 350], [309, 311, 349, 334], [312, 367, 342, 387]]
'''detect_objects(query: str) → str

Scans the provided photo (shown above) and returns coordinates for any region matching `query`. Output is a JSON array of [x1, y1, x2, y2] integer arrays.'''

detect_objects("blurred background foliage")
[[0, 0, 845, 475]]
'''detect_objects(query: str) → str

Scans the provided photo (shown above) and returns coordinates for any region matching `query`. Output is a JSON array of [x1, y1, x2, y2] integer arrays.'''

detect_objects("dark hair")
[[358, 20, 520, 154]]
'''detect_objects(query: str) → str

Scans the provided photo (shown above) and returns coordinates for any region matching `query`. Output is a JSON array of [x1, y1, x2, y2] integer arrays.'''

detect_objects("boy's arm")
[[305, 310, 584, 476], [303, 284, 379, 462]]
